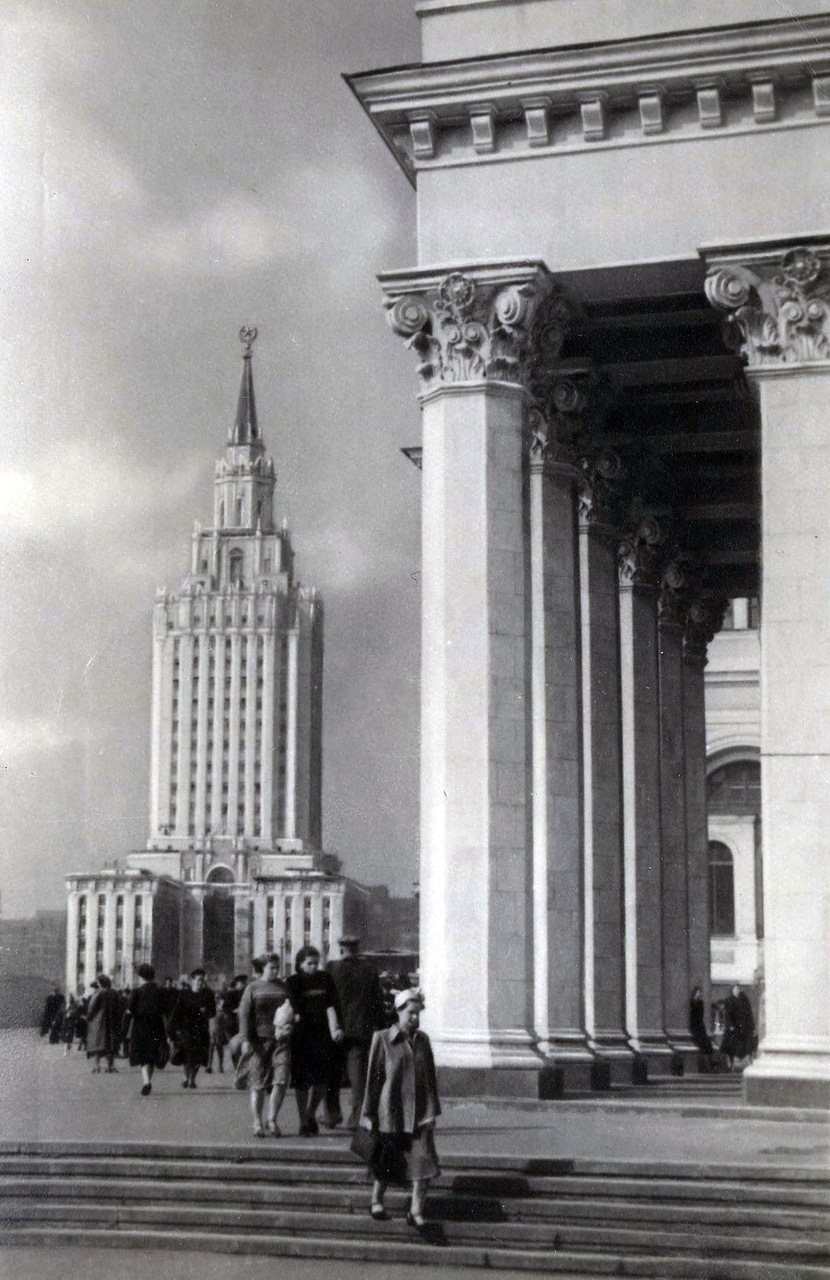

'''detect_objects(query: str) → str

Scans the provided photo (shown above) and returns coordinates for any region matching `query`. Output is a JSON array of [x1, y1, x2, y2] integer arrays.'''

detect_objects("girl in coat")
[[359, 987, 440, 1231], [287, 946, 343, 1136]]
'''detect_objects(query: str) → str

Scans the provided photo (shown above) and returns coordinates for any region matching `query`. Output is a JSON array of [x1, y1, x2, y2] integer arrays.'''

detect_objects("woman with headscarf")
[[358, 988, 440, 1232]]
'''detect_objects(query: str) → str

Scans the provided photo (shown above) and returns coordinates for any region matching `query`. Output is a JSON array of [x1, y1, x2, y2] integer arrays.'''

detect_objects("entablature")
[[347, 15, 830, 185]]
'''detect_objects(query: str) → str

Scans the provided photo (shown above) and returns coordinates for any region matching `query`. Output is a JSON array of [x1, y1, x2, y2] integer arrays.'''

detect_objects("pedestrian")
[[168, 968, 216, 1089], [74, 984, 89, 1052], [237, 953, 293, 1138], [358, 988, 440, 1232], [287, 945, 344, 1136], [61, 994, 80, 1055], [40, 986, 63, 1040], [206, 995, 232, 1074], [125, 962, 168, 1097], [689, 984, 715, 1071], [721, 984, 757, 1070], [86, 975, 123, 1073], [325, 934, 385, 1129]]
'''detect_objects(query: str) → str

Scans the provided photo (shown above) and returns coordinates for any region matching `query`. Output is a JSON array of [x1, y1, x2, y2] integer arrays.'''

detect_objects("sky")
[[0, 0, 424, 915]]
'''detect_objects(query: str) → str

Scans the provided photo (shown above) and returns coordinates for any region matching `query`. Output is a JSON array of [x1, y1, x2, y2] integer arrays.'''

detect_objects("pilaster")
[[382, 259, 572, 1090], [65, 893, 79, 994], [704, 236, 830, 1107], [284, 625, 299, 840]]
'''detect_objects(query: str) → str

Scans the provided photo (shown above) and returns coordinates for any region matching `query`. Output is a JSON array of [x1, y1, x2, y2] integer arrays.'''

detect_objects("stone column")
[[683, 597, 725, 1032], [618, 520, 674, 1074], [657, 561, 697, 1072], [528, 399, 593, 1089], [705, 238, 830, 1107], [65, 893, 79, 994], [578, 451, 633, 1083], [381, 261, 569, 1092]]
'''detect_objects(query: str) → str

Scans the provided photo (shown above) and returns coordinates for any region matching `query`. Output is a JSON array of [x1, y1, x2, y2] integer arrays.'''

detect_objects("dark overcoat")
[[327, 956, 385, 1043], [86, 988, 123, 1056]]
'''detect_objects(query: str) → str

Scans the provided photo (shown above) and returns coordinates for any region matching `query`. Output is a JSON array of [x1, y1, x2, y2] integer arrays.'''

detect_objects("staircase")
[[0, 1140, 827, 1278]]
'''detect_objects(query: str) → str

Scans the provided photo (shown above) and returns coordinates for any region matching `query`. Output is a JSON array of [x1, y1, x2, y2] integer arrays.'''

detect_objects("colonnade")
[[382, 240, 830, 1106]]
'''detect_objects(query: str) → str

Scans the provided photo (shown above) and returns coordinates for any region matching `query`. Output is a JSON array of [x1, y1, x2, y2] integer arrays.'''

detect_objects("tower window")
[[236, 497, 243, 525]]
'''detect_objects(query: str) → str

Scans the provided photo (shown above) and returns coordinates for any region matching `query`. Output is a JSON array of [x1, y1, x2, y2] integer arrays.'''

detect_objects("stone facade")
[[350, 1, 830, 1105]]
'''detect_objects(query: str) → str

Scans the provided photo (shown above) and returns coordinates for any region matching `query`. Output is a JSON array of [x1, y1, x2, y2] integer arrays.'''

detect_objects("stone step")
[[3, 1177, 827, 1233], [2, 1140, 825, 1181], [2, 1197, 828, 1261], [1, 1158, 825, 1206], [3, 1224, 830, 1280]]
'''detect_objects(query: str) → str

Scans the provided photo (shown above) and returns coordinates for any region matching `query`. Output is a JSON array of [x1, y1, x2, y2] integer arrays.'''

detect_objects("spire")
[[232, 325, 259, 445]]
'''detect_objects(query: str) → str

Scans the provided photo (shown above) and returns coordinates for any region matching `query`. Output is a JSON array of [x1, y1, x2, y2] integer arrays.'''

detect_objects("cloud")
[[0, 440, 207, 544], [0, 715, 81, 763]]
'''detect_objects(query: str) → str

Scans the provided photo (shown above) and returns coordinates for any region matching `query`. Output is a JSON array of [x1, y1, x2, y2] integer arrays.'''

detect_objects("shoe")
[[406, 1211, 428, 1231], [306, 1116, 319, 1136], [141, 1083, 152, 1097], [182, 1080, 190, 1088], [105, 1067, 117, 1073], [370, 1204, 388, 1222], [205, 1067, 213, 1074], [265, 1122, 281, 1138], [298, 1123, 312, 1137], [253, 1125, 265, 1138], [190, 1080, 197, 1088], [321, 1116, 341, 1130]]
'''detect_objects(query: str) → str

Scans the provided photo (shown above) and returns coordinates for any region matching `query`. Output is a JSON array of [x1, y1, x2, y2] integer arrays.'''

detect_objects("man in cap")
[[324, 934, 385, 1128]]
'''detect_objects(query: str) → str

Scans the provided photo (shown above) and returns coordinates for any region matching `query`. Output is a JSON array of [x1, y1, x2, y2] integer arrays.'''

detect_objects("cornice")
[[346, 16, 830, 185]]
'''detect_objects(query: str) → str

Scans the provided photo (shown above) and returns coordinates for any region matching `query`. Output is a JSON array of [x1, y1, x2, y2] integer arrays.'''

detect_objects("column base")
[[589, 1033, 637, 1085], [430, 1029, 543, 1071], [666, 1032, 701, 1076], [437, 1064, 563, 1100], [743, 1045, 830, 1109], [629, 1032, 677, 1078]]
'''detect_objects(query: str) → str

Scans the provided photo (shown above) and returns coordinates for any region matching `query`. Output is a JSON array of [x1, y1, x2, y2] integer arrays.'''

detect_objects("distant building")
[[705, 598, 762, 1009], [65, 330, 354, 991], [0, 910, 66, 984]]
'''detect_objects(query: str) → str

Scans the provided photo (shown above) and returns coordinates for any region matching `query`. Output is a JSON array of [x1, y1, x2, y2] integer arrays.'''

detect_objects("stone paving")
[[3, 1029, 828, 1168]]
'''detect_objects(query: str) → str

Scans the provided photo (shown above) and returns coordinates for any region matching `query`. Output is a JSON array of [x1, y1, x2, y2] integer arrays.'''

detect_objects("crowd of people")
[[39, 935, 439, 1232]]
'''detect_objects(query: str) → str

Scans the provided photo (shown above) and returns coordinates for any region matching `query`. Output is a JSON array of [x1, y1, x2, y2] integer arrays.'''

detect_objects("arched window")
[[229, 549, 243, 588], [708, 840, 735, 936], [706, 760, 760, 814], [206, 864, 235, 886]]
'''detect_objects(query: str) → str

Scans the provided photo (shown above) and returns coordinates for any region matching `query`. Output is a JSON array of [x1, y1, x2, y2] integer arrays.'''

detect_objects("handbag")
[[349, 1125, 378, 1166]]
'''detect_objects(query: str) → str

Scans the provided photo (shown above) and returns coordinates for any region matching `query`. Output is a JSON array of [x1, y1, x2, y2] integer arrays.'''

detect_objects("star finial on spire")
[[239, 325, 258, 357]]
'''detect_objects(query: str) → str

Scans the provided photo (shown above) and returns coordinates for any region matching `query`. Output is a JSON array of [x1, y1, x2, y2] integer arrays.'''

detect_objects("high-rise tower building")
[[65, 330, 348, 987]]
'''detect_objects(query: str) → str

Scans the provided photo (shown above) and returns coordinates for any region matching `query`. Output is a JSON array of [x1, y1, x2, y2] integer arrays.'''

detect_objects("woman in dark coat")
[[168, 968, 216, 1089], [689, 984, 714, 1071], [125, 962, 168, 1096], [721, 984, 757, 1069], [359, 988, 440, 1230], [86, 975, 123, 1073], [287, 946, 343, 1136]]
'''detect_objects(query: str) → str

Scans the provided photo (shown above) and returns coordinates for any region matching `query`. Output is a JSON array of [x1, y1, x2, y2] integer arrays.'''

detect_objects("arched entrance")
[[202, 865, 235, 976]]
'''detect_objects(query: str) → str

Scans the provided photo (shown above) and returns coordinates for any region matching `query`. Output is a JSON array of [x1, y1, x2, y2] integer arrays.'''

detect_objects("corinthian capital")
[[578, 446, 627, 527], [684, 595, 729, 665], [380, 261, 576, 394], [658, 556, 699, 632], [703, 239, 830, 368], [618, 516, 665, 588]]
